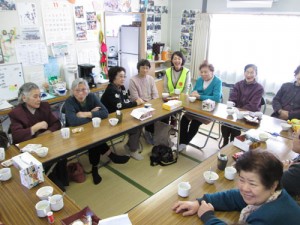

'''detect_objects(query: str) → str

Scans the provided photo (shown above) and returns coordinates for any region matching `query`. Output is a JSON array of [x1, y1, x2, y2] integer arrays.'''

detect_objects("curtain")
[[190, 13, 211, 80], [208, 14, 300, 94]]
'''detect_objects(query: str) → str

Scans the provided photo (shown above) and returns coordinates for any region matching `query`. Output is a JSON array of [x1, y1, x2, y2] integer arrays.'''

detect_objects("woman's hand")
[[91, 106, 101, 112], [190, 91, 200, 99], [171, 200, 200, 216], [76, 111, 92, 118], [136, 98, 144, 105], [197, 200, 214, 218], [31, 121, 48, 134], [279, 110, 289, 120]]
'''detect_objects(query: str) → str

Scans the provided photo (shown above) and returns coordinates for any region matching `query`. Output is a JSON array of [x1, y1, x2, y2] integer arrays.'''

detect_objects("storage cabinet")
[[149, 60, 171, 94]]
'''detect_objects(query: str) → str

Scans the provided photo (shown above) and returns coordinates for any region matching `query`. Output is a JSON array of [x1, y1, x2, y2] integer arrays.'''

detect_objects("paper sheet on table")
[[98, 214, 132, 225], [0, 100, 13, 110]]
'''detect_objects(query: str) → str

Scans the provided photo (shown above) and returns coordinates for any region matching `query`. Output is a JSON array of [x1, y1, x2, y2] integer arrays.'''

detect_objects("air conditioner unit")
[[227, 0, 274, 8]]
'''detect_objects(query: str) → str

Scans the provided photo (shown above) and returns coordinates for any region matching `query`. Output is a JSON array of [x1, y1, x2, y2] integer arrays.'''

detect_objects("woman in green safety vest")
[[163, 51, 191, 94]]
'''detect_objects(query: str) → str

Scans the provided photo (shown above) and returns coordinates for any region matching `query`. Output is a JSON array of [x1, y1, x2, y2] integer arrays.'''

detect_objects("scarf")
[[239, 190, 282, 223]]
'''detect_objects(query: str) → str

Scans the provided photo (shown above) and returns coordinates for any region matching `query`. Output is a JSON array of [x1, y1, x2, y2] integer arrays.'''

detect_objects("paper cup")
[[174, 89, 181, 95], [92, 117, 101, 128], [0, 147, 5, 161], [60, 128, 70, 139], [224, 166, 237, 180]]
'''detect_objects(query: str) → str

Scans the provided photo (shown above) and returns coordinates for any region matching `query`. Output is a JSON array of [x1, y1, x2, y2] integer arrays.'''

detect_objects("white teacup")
[[144, 103, 152, 108], [236, 110, 244, 119], [162, 92, 169, 98], [174, 89, 181, 95], [35, 200, 51, 217], [177, 182, 191, 197], [0, 147, 5, 161], [0, 168, 11, 181], [92, 117, 101, 128], [49, 194, 64, 211], [60, 128, 70, 139], [224, 166, 237, 180], [227, 101, 235, 108]]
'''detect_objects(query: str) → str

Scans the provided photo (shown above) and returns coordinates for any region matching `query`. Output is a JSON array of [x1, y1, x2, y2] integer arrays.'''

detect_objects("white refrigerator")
[[119, 26, 141, 89]]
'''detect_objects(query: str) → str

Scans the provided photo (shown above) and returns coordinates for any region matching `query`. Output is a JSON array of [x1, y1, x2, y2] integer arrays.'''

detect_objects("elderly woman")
[[101, 66, 144, 160], [129, 59, 159, 145], [9, 82, 67, 190], [64, 78, 129, 185], [9, 82, 61, 143], [163, 51, 191, 95], [282, 130, 300, 198], [272, 65, 300, 120], [179, 61, 222, 151], [172, 150, 300, 224], [221, 64, 264, 147]]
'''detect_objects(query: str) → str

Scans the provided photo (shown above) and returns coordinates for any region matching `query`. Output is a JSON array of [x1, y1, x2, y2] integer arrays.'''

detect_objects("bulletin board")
[[0, 63, 24, 101]]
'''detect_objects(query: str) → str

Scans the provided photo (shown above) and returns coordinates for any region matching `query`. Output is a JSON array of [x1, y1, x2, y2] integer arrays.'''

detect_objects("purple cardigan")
[[9, 102, 61, 144], [229, 80, 264, 112]]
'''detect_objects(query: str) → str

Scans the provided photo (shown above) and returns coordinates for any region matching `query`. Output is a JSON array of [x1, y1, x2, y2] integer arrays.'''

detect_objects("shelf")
[[155, 66, 168, 73]]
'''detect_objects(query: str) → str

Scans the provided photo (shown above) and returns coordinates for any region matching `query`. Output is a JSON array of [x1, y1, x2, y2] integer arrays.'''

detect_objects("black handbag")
[[150, 145, 177, 166]]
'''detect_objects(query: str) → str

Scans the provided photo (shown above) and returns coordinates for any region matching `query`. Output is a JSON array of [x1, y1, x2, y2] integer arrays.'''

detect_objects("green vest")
[[165, 67, 189, 94]]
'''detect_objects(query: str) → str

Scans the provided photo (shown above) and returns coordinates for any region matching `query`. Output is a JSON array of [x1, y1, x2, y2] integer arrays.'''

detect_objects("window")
[[208, 14, 300, 93]]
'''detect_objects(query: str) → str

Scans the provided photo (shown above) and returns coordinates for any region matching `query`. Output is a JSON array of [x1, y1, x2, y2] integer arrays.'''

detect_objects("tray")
[[61, 206, 100, 225]]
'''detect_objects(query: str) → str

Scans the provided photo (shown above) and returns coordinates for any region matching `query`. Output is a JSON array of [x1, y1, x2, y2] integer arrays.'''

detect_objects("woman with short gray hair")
[[64, 78, 130, 185]]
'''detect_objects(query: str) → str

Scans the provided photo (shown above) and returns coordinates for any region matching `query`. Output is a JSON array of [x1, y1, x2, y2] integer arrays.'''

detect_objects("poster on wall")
[[74, 0, 98, 42], [17, 2, 38, 27], [42, 0, 74, 44], [180, 10, 198, 64], [0, 0, 16, 11], [103, 0, 139, 12], [146, 0, 168, 51], [0, 28, 19, 64]]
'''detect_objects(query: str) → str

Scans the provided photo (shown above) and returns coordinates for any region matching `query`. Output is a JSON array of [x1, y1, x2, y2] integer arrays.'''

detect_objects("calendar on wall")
[[42, 0, 74, 44]]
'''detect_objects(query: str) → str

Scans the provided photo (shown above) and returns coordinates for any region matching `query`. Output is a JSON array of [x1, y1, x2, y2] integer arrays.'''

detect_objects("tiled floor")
[[66, 123, 221, 219]]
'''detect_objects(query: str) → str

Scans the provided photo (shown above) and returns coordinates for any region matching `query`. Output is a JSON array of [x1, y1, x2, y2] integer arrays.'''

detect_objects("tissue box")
[[233, 134, 261, 152], [131, 107, 155, 121], [233, 135, 252, 152], [202, 99, 215, 111], [162, 100, 182, 111], [12, 152, 44, 189]]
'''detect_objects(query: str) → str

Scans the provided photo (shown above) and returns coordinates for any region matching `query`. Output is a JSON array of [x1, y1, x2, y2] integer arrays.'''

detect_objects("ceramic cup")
[[35, 200, 51, 217], [174, 89, 181, 95], [0, 147, 5, 161], [0, 168, 12, 181], [144, 103, 152, 108], [177, 182, 191, 197], [49, 194, 64, 211], [60, 128, 70, 139], [224, 166, 237, 180], [92, 117, 101, 128], [217, 154, 228, 171], [236, 110, 244, 119], [227, 101, 235, 108]]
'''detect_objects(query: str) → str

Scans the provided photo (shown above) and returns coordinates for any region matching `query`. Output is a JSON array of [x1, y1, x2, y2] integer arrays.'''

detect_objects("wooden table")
[[128, 137, 297, 225], [0, 84, 108, 116], [180, 94, 294, 140], [17, 98, 182, 165], [0, 146, 81, 225]]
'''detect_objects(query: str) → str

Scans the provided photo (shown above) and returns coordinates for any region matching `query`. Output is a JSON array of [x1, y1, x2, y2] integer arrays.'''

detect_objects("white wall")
[[169, 0, 300, 52]]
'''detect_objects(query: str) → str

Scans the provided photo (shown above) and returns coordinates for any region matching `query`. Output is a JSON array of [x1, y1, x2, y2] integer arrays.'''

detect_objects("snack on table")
[[72, 127, 84, 134]]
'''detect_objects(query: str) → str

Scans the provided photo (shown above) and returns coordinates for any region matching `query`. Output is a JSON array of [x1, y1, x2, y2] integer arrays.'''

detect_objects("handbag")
[[150, 145, 177, 166], [67, 162, 86, 183]]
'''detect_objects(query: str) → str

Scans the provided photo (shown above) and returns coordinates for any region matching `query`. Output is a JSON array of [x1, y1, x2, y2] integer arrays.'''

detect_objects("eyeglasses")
[[74, 88, 88, 93], [117, 75, 127, 79]]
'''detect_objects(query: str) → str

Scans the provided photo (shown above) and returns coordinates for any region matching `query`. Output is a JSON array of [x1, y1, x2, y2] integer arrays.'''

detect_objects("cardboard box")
[[12, 152, 44, 189], [202, 99, 215, 111], [162, 100, 182, 111]]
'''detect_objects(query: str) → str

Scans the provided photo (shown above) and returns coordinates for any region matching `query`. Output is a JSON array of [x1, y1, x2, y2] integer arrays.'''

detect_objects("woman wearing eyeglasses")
[[64, 78, 130, 185]]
